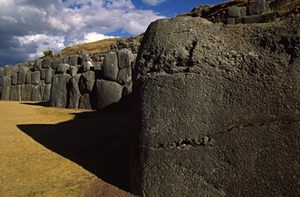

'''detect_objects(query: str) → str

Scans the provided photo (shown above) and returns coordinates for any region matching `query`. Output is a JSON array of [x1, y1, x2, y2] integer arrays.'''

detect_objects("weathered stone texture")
[[50, 74, 71, 107], [117, 67, 132, 85], [11, 73, 18, 86], [79, 70, 95, 94], [9, 85, 21, 101], [42, 58, 52, 68], [0, 67, 4, 78], [68, 74, 81, 109], [131, 17, 300, 197], [1, 76, 11, 100], [96, 79, 123, 109], [103, 52, 119, 81], [31, 71, 40, 85], [21, 84, 34, 101], [117, 48, 134, 69]]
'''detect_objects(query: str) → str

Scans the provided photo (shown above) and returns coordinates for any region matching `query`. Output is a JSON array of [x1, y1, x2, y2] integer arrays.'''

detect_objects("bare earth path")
[[0, 101, 135, 197]]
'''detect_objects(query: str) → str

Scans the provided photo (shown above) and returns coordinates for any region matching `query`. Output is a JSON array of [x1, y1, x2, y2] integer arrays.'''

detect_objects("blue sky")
[[0, 0, 224, 66]]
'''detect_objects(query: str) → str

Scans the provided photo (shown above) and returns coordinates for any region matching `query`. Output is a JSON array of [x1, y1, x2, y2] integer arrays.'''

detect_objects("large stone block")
[[45, 68, 53, 84], [78, 93, 91, 109], [9, 85, 21, 101], [56, 63, 70, 74], [43, 84, 51, 102], [21, 84, 34, 101], [69, 55, 82, 66], [96, 79, 123, 109], [31, 71, 40, 85], [248, 0, 268, 15], [50, 74, 71, 107], [33, 59, 42, 71], [130, 16, 300, 197], [18, 67, 29, 85], [79, 70, 95, 94], [11, 73, 18, 86], [103, 52, 119, 81], [4, 65, 14, 77], [117, 48, 134, 69], [1, 76, 11, 100], [31, 83, 45, 101], [117, 67, 132, 85], [68, 74, 81, 109], [42, 57, 52, 68], [227, 6, 241, 18], [0, 67, 4, 78], [25, 71, 32, 84]]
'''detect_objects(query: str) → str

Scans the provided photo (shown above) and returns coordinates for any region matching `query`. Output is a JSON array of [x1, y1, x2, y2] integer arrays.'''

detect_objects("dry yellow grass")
[[0, 101, 135, 197]]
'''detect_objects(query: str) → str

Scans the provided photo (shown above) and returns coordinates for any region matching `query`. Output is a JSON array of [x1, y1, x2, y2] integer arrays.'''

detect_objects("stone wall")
[[130, 16, 300, 196], [0, 39, 138, 110]]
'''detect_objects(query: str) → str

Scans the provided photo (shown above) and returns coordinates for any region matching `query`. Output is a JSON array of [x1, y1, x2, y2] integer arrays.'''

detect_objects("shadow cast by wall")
[[17, 109, 133, 192]]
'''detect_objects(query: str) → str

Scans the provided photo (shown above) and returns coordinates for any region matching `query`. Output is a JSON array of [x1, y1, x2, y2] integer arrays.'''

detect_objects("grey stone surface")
[[78, 93, 92, 109], [117, 48, 134, 69], [40, 68, 47, 80], [45, 68, 53, 84], [69, 66, 78, 77], [56, 63, 69, 74], [227, 6, 241, 18], [69, 55, 81, 66], [11, 73, 18, 86], [130, 17, 300, 196], [25, 71, 32, 84], [50, 74, 71, 107], [1, 76, 11, 100], [68, 74, 81, 109], [18, 67, 29, 85], [43, 84, 51, 102], [103, 52, 119, 81], [31, 71, 41, 85], [117, 67, 132, 85], [51, 58, 63, 69], [4, 65, 14, 76], [96, 79, 123, 109], [226, 17, 236, 25], [83, 61, 93, 72], [33, 59, 42, 71], [42, 58, 52, 68], [0, 67, 4, 78], [79, 70, 95, 94], [248, 0, 267, 15], [31, 82, 46, 101], [9, 85, 21, 101], [21, 84, 34, 101]]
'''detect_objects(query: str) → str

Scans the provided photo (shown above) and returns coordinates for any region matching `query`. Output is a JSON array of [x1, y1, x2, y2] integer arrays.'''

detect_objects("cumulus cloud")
[[142, 0, 167, 6], [0, 0, 166, 66]]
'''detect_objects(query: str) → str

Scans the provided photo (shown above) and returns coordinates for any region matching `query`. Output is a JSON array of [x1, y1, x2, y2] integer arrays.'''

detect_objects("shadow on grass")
[[17, 109, 133, 192]]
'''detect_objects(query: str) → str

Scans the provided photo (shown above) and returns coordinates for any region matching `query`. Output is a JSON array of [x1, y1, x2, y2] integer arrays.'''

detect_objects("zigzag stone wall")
[[0, 40, 137, 110]]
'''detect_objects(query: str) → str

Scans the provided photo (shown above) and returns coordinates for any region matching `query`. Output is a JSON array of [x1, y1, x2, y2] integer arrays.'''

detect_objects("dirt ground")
[[0, 101, 136, 197]]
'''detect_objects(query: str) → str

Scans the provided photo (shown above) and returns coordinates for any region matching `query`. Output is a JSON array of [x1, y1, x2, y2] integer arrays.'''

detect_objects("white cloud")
[[0, 0, 166, 66], [15, 34, 66, 59], [142, 0, 167, 6], [81, 32, 119, 43]]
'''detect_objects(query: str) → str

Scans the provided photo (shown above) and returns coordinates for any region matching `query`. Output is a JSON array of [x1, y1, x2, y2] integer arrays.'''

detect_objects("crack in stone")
[[222, 119, 300, 133], [144, 136, 213, 150]]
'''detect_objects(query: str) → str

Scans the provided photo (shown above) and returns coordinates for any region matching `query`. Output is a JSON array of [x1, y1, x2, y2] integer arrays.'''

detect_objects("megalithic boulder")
[[9, 85, 21, 101], [50, 73, 71, 108], [78, 93, 92, 109], [103, 52, 119, 81], [130, 16, 300, 197], [79, 70, 95, 94], [21, 84, 34, 101], [96, 79, 123, 109], [68, 74, 81, 109], [1, 76, 11, 100]]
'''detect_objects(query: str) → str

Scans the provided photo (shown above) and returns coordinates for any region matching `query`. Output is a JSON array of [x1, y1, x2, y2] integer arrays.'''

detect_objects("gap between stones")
[[143, 119, 300, 150]]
